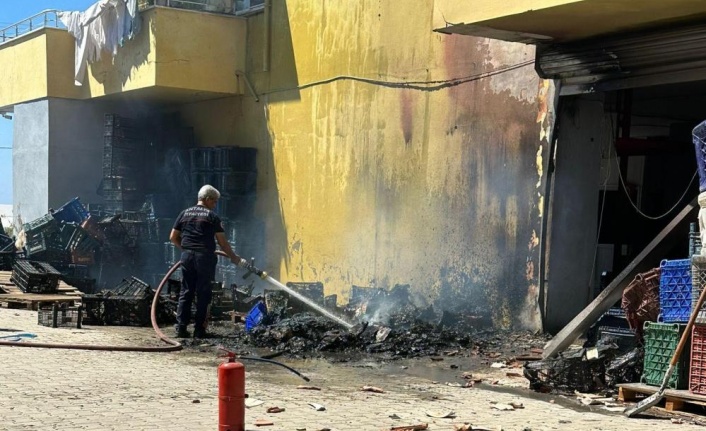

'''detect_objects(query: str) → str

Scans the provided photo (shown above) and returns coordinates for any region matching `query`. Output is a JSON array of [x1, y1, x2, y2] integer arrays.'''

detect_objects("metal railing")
[[0, 10, 64, 45]]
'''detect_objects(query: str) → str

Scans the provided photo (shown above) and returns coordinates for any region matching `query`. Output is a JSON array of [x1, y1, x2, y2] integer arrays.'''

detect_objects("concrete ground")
[[0, 308, 703, 431]]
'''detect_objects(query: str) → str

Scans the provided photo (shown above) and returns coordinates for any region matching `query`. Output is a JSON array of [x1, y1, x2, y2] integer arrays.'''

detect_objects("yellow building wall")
[[0, 32, 49, 108], [154, 7, 246, 94], [0, 7, 246, 109], [181, 0, 554, 330]]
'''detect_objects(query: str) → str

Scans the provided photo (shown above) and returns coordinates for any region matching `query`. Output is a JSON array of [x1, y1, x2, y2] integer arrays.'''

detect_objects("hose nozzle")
[[243, 257, 267, 280]]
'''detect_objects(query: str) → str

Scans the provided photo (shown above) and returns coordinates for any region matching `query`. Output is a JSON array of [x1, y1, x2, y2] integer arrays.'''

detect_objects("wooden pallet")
[[0, 270, 82, 310], [618, 382, 706, 412]]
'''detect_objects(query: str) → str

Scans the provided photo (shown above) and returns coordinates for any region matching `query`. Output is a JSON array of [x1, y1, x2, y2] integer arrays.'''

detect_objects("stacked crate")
[[690, 255, 706, 394], [23, 198, 96, 266], [189, 146, 258, 289], [103, 114, 145, 213], [641, 258, 693, 389]]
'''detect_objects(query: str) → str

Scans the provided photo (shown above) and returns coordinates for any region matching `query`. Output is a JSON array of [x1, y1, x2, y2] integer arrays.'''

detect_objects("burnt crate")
[[82, 294, 152, 326], [113, 276, 151, 298], [660, 258, 692, 322], [38, 304, 82, 328], [690, 324, 706, 395], [11, 260, 61, 293], [642, 321, 690, 389]]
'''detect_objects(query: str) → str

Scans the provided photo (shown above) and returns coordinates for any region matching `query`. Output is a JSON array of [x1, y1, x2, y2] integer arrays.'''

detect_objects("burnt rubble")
[[205, 283, 547, 360]]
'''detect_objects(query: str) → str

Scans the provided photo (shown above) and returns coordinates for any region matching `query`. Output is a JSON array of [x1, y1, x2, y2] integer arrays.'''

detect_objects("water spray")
[[236, 254, 354, 330]]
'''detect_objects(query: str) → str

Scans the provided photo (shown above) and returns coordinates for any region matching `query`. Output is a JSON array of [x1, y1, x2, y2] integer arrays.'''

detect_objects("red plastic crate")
[[690, 324, 706, 394]]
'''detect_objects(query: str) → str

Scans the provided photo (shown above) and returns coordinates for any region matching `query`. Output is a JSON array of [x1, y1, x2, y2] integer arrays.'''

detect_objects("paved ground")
[[0, 308, 703, 430]]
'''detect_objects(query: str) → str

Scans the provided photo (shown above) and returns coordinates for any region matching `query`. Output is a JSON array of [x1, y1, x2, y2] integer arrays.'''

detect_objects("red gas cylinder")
[[218, 351, 245, 431]]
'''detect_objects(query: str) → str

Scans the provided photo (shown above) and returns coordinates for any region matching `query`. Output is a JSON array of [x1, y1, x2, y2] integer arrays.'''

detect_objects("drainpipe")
[[263, 0, 271, 72]]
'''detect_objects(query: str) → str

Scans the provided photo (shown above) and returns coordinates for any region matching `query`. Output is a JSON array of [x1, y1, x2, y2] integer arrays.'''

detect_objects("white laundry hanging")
[[59, 0, 141, 86]]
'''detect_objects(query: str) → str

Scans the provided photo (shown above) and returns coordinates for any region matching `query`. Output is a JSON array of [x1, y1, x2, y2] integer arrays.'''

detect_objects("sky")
[[0, 1, 96, 204]]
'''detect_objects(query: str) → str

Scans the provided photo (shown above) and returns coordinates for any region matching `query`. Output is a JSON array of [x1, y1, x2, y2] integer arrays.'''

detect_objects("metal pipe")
[[235, 70, 260, 102], [263, 0, 271, 72]]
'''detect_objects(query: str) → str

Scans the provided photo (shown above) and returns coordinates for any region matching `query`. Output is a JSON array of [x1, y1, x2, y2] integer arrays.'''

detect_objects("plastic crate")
[[690, 324, 706, 394], [0, 234, 14, 252], [660, 259, 692, 322], [52, 197, 89, 224], [213, 146, 257, 172], [215, 171, 257, 196], [604, 307, 627, 318], [598, 326, 638, 350], [102, 176, 138, 192], [245, 301, 267, 332], [24, 233, 47, 256], [23, 213, 59, 237], [190, 172, 218, 191], [104, 113, 138, 128], [692, 256, 706, 324], [0, 251, 16, 271], [11, 260, 61, 293], [189, 147, 216, 171], [690, 223, 702, 257], [38, 305, 82, 328], [113, 276, 151, 298], [642, 321, 690, 389]]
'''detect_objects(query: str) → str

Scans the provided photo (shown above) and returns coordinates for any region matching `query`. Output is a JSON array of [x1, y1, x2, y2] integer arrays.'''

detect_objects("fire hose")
[[0, 251, 309, 380]]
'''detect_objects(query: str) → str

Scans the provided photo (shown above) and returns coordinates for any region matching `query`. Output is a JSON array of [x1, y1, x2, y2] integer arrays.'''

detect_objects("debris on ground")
[[388, 424, 428, 431], [266, 406, 285, 413], [361, 385, 385, 393], [297, 385, 322, 391], [523, 343, 636, 393], [308, 402, 326, 411], [254, 418, 274, 426], [425, 410, 456, 418]]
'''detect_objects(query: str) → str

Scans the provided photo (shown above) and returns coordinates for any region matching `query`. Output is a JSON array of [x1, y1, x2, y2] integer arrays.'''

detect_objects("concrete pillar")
[[13, 100, 50, 225], [12, 98, 105, 226], [545, 95, 605, 333]]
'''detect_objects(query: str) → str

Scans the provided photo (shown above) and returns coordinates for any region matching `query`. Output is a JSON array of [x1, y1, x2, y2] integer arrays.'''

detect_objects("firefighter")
[[170, 184, 247, 338]]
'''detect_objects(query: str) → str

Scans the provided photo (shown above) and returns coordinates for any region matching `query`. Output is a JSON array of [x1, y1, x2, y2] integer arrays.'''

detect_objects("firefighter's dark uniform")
[[172, 204, 224, 336]]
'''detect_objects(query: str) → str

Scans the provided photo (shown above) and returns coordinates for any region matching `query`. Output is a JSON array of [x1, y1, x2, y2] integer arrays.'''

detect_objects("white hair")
[[198, 184, 221, 201]]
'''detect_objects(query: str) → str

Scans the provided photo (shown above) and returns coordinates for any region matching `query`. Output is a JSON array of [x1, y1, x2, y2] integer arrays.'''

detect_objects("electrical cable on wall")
[[260, 60, 535, 95]]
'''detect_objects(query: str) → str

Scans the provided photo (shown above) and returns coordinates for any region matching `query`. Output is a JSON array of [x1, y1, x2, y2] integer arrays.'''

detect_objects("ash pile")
[[232, 283, 493, 359]]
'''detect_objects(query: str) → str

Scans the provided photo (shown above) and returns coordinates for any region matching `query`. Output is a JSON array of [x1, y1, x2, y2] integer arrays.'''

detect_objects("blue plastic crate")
[[245, 301, 267, 332], [660, 258, 692, 323], [52, 197, 89, 224]]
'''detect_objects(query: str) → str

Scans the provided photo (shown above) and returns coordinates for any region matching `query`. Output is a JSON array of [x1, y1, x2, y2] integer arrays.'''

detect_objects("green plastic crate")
[[641, 321, 690, 389]]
